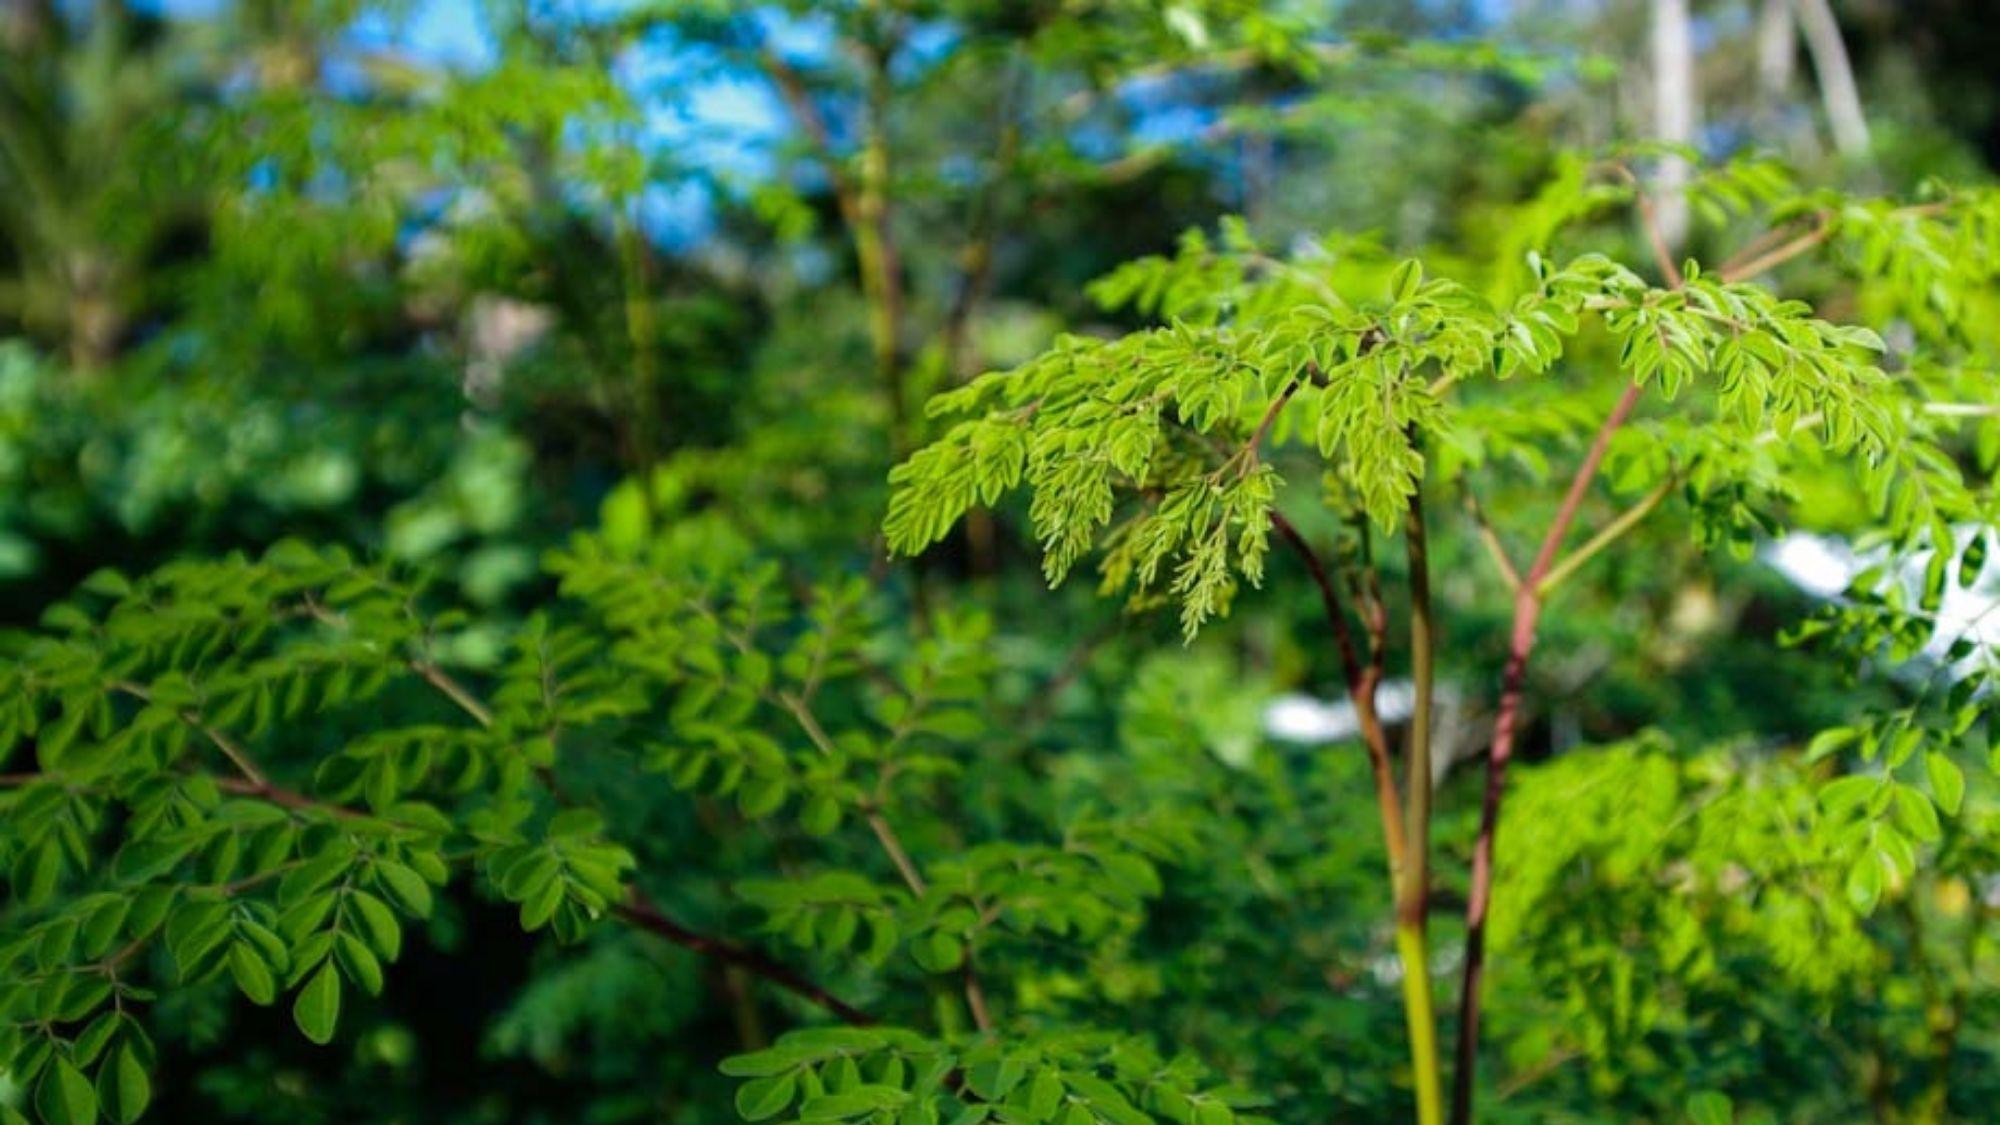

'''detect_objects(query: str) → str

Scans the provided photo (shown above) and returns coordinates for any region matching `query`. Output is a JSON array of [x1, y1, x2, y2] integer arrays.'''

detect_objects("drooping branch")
[[5, 756, 878, 1028]]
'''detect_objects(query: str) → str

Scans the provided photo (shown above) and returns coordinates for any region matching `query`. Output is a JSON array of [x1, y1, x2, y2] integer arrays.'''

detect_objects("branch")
[[25, 763, 874, 1027], [1266, 511, 1365, 698], [413, 661, 495, 729], [1534, 474, 1677, 598], [756, 37, 907, 448], [862, 804, 929, 899], [1009, 615, 1123, 735], [755, 46, 857, 214], [941, 48, 1025, 383], [1460, 486, 1522, 594], [1717, 222, 1830, 283], [961, 958, 995, 1034], [195, 722, 268, 790], [1450, 379, 1645, 1125], [1635, 187, 1685, 289], [1234, 377, 1304, 473], [617, 890, 876, 1027], [1717, 202, 1946, 284], [432, 665, 879, 1027], [114, 682, 269, 789], [856, 36, 907, 448], [215, 776, 366, 818], [779, 687, 994, 1028], [1522, 383, 1649, 584], [1266, 510, 1408, 879]]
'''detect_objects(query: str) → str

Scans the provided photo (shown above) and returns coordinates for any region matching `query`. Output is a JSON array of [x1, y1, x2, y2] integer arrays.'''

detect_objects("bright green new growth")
[[883, 166, 1978, 639], [884, 148, 2000, 1123]]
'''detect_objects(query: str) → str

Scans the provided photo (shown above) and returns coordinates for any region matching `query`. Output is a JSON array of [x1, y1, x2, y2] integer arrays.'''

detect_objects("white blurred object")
[[1264, 682, 1417, 745], [1761, 528, 2000, 667]]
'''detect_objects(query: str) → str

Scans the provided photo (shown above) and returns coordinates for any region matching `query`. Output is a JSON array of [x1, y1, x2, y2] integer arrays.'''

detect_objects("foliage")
[[5, 1, 2000, 1123]]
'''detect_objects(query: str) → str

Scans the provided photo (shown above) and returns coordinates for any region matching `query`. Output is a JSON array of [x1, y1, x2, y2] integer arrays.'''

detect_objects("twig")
[[961, 958, 995, 1033], [941, 46, 1025, 383], [617, 889, 876, 1026], [413, 661, 495, 729], [1010, 616, 1122, 735], [194, 721, 268, 790], [863, 805, 929, 898], [184, 764, 878, 1027], [1614, 163, 1683, 288], [1713, 219, 1807, 277], [1717, 224, 1830, 283], [780, 688, 995, 1028], [113, 680, 269, 788], [1460, 486, 1522, 594], [1534, 474, 1678, 598]]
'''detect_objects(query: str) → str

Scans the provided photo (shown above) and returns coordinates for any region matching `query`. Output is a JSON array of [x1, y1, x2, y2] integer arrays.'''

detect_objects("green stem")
[[1398, 924, 1445, 1125], [1399, 487, 1442, 1125], [1534, 474, 1676, 598]]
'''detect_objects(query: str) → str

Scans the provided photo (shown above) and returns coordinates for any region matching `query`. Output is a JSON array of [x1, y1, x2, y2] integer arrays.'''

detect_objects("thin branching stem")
[[413, 660, 496, 729], [1451, 379, 1646, 1125], [1535, 474, 1679, 599], [1461, 485, 1522, 594]]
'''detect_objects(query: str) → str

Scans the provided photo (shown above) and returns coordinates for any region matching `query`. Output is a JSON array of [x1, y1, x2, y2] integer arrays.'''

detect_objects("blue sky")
[[144, 0, 1525, 242], [153, 0, 787, 242]]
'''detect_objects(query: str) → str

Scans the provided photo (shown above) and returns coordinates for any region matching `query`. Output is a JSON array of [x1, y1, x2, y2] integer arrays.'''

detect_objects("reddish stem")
[[1450, 380, 1643, 1124], [617, 891, 877, 1027], [1268, 511, 1408, 880]]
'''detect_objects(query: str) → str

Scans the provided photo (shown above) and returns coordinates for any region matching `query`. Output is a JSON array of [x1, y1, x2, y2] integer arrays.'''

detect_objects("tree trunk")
[[1793, 0, 1872, 159], [1651, 0, 1696, 251]]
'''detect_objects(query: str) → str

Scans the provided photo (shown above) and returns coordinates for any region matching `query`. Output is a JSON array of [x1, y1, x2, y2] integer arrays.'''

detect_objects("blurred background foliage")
[[1, 0, 1997, 1121]]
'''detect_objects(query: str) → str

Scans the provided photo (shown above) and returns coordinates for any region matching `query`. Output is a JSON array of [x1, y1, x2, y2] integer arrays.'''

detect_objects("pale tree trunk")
[[1792, 0, 1872, 159], [1757, 0, 1796, 105], [1650, 0, 1697, 251]]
